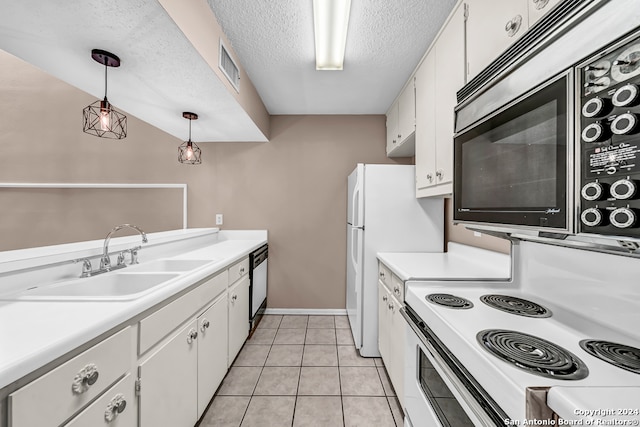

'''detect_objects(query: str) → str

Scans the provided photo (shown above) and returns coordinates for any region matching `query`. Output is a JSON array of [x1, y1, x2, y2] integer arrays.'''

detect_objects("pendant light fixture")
[[82, 49, 127, 139], [178, 112, 202, 165]]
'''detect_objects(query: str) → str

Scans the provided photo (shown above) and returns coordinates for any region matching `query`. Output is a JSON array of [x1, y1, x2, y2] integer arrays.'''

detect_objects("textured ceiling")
[[207, 0, 457, 114]]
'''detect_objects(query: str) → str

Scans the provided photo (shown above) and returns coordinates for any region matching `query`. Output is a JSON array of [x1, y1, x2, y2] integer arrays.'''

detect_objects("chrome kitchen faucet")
[[79, 224, 148, 277]]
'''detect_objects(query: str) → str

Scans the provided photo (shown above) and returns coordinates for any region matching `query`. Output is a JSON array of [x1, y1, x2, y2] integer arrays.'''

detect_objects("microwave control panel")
[[578, 33, 640, 237]]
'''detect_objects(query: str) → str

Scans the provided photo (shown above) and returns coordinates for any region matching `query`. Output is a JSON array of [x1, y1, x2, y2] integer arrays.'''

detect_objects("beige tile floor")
[[200, 315, 403, 427]]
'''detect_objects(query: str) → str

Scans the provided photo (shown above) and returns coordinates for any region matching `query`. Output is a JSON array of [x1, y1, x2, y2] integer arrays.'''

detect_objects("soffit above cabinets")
[[207, 0, 457, 115], [0, 0, 268, 142]]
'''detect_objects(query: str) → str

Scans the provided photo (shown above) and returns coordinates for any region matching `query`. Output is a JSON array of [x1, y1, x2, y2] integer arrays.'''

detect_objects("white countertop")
[[0, 229, 267, 390], [377, 242, 511, 281], [548, 386, 640, 423]]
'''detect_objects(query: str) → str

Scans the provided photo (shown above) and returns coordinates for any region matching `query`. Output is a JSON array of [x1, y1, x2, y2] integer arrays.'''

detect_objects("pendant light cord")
[[104, 62, 108, 99]]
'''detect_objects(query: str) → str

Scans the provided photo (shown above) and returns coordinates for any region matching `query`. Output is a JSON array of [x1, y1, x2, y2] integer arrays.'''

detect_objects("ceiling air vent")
[[219, 40, 240, 92]]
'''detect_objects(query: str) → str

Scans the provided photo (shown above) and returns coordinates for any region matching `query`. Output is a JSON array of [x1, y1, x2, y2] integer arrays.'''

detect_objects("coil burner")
[[477, 329, 589, 380], [426, 293, 473, 309], [480, 295, 552, 318], [580, 340, 640, 374]]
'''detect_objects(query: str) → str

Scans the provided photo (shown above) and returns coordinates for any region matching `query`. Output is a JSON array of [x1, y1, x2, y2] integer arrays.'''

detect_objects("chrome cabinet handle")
[[393, 286, 401, 295], [379, 271, 385, 278], [382, 295, 388, 302], [397, 133, 402, 139], [231, 294, 238, 302], [426, 173, 433, 182], [436, 170, 443, 180], [104, 393, 127, 422], [388, 303, 394, 311], [201, 319, 210, 332], [72, 363, 99, 394], [239, 266, 245, 275], [505, 14, 522, 37], [532, 0, 549, 10], [187, 328, 198, 344]]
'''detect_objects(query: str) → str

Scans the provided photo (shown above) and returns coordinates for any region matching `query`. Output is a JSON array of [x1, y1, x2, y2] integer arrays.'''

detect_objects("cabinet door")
[[434, 2, 466, 187], [415, 49, 437, 191], [527, 0, 561, 27], [139, 320, 198, 427], [228, 275, 250, 365], [397, 80, 416, 143], [466, 0, 528, 80], [197, 293, 228, 418], [377, 281, 390, 364], [386, 103, 399, 154], [388, 295, 406, 407]]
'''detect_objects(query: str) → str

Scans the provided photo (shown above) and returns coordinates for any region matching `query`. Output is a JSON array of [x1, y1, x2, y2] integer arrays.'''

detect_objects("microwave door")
[[453, 73, 570, 231]]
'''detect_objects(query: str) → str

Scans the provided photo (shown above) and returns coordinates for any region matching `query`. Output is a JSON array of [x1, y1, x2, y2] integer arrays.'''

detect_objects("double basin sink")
[[6, 259, 214, 302]]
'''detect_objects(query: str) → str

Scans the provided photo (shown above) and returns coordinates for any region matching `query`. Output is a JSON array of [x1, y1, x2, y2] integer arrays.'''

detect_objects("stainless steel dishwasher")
[[249, 244, 268, 335]]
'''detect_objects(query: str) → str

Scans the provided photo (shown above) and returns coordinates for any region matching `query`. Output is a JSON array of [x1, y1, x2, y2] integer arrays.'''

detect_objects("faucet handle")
[[81, 259, 93, 277]]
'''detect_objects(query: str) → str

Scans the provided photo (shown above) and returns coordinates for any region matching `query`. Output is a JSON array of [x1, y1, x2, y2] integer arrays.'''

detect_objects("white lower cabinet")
[[138, 320, 199, 427], [377, 263, 405, 407], [197, 293, 228, 418], [66, 374, 136, 427], [228, 274, 250, 365]]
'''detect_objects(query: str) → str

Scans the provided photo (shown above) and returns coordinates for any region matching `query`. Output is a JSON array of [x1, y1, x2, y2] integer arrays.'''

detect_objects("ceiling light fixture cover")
[[178, 112, 202, 165], [313, 0, 351, 70], [82, 49, 127, 139]]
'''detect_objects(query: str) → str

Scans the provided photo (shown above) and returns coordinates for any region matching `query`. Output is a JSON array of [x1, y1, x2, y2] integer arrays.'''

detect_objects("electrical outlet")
[[215, 214, 223, 225], [473, 231, 482, 237]]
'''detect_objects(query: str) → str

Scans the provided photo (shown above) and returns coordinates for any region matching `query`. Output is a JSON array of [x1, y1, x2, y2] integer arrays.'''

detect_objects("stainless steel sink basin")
[[7, 273, 180, 301], [128, 259, 212, 273]]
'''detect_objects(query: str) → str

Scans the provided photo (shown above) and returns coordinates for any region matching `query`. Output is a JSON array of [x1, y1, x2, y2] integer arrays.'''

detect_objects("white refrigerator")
[[346, 164, 444, 357]]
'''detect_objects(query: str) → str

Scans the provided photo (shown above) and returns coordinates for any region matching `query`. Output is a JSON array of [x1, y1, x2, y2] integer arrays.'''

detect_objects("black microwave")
[[453, 72, 572, 232]]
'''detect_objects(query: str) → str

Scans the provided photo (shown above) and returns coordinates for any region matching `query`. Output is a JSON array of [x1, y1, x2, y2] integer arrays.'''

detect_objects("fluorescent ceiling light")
[[313, 0, 351, 70]]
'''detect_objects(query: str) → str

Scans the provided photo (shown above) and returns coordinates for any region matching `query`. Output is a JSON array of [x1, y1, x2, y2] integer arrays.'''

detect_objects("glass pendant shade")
[[178, 112, 202, 165], [83, 49, 127, 139]]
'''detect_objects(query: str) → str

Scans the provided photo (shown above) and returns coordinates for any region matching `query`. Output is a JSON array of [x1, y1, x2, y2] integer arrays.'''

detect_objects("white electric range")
[[403, 240, 640, 426]]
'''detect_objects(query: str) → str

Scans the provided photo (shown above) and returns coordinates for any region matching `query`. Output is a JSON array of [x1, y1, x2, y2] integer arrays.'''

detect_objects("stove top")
[[405, 283, 640, 420], [477, 329, 589, 380]]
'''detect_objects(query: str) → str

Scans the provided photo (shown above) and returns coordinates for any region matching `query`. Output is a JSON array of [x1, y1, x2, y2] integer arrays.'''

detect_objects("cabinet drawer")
[[65, 373, 135, 427], [9, 327, 131, 427], [390, 274, 404, 302], [377, 262, 391, 287], [228, 257, 249, 284], [139, 270, 228, 354]]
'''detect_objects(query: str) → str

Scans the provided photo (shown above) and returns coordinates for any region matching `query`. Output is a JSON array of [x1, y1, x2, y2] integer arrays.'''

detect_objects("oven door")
[[402, 307, 507, 427], [453, 71, 572, 232]]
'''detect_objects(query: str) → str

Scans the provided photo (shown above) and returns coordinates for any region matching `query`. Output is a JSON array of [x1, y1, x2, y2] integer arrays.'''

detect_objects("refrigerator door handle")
[[350, 227, 359, 269]]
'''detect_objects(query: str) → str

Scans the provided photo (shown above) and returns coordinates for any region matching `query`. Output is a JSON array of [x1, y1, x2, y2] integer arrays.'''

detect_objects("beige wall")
[[1, 51, 409, 309], [208, 116, 411, 309]]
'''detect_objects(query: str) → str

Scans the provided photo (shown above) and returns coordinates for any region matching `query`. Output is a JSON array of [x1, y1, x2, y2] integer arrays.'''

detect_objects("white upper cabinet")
[[386, 80, 416, 157], [466, 0, 528, 80], [415, 50, 437, 191], [415, 1, 466, 198]]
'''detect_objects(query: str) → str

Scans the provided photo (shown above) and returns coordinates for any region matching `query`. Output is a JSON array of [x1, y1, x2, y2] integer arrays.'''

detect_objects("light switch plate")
[[215, 214, 223, 225]]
